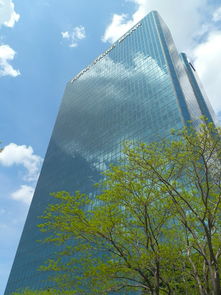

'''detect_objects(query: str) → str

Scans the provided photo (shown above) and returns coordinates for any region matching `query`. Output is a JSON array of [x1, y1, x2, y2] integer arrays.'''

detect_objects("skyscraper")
[[4, 10, 218, 294]]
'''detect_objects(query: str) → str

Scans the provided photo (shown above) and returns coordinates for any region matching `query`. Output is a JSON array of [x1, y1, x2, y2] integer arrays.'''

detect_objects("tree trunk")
[[210, 265, 221, 295], [202, 223, 221, 294], [154, 261, 160, 295]]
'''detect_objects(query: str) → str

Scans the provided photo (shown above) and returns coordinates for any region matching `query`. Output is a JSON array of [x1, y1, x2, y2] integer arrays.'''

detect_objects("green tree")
[[15, 121, 221, 295], [12, 289, 76, 295], [122, 121, 221, 295]]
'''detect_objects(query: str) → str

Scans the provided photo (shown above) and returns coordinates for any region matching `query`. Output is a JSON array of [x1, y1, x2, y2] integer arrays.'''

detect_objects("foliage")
[[35, 121, 221, 294], [12, 288, 76, 295]]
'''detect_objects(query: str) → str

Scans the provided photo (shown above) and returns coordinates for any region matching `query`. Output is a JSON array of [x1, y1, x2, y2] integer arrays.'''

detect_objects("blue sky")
[[0, 0, 221, 293]]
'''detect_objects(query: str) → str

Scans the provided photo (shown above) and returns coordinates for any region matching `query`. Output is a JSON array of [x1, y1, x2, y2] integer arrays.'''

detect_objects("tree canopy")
[[15, 121, 221, 295], [12, 289, 75, 295]]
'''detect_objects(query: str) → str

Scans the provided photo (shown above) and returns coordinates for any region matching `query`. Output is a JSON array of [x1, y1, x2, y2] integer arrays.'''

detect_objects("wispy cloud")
[[212, 6, 221, 22], [10, 185, 34, 204], [61, 25, 86, 48], [0, 0, 20, 28], [0, 45, 20, 77], [0, 143, 43, 182]]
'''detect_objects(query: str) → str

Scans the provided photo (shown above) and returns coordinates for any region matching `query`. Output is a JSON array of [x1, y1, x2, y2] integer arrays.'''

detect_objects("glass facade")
[[180, 52, 219, 126], [4, 11, 217, 294]]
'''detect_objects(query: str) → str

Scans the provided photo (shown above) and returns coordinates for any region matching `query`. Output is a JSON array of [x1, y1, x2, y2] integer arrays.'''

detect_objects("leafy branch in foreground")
[[20, 121, 221, 295]]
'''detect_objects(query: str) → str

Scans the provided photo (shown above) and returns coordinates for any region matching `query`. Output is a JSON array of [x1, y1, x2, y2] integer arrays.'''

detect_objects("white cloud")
[[212, 6, 221, 22], [0, 45, 20, 77], [10, 185, 34, 204], [0, 0, 20, 28], [74, 26, 86, 40], [193, 31, 221, 114], [102, 0, 207, 50], [0, 143, 43, 182], [61, 25, 86, 48], [61, 31, 70, 39], [102, 13, 132, 43]]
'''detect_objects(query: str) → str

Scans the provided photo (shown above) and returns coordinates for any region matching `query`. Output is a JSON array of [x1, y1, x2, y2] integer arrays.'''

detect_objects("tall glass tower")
[[4, 11, 218, 294]]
